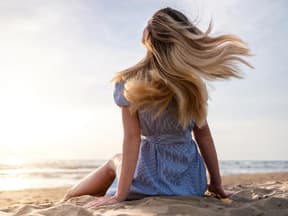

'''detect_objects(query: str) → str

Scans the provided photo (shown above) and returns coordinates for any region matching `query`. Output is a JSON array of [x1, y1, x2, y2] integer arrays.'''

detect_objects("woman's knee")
[[107, 153, 122, 174], [112, 153, 122, 161]]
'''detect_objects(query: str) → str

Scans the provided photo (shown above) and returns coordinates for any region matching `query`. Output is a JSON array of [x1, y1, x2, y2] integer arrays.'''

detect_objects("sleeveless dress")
[[105, 80, 207, 200]]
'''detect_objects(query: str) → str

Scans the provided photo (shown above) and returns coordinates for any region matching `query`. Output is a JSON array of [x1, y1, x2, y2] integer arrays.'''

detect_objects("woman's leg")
[[63, 153, 122, 201]]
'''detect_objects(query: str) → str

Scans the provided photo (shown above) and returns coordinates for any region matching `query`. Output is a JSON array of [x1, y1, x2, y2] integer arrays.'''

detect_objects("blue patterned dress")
[[105, 80, 207, 200]]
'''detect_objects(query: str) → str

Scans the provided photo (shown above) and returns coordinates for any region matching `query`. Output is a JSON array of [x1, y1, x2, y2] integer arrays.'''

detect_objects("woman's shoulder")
[[113, 80, 131, 107]]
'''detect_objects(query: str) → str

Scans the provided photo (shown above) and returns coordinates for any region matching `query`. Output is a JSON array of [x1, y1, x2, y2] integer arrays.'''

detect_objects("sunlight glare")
[[0, 178, 32, 191], [2, 158, 26, 166]]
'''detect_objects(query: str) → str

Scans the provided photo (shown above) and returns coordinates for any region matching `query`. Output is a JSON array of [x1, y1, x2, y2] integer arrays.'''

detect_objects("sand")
[[0, 172, 287, 216]]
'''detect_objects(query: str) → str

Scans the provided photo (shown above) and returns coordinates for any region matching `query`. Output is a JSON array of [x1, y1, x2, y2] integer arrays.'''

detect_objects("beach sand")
[[0, 172, 287, 216]]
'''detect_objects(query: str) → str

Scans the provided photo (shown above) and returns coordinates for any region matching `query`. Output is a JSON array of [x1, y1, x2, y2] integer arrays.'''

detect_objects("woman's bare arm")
[[193, 119, 228, 198], [193, 119, 221, 185], [115, 107, 141, 200]]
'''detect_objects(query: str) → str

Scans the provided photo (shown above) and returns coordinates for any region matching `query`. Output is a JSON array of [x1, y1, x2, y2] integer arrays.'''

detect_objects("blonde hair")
[[112, 7, 254, 129]]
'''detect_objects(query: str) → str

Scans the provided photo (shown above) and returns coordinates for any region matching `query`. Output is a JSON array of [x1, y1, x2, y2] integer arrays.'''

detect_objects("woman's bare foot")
[[61, 188, 75, 202]]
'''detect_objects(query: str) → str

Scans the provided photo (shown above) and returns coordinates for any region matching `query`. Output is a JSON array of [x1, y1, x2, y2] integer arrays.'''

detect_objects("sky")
[[0, 0, 287, 161]]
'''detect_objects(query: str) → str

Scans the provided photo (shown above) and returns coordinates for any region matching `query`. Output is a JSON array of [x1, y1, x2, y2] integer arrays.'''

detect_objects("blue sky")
[[0, 0, 287, 161]]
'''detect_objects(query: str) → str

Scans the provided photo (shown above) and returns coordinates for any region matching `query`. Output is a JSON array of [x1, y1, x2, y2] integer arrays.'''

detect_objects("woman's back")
[[114, 80, 195, 135], [106, 79, 207, 200]]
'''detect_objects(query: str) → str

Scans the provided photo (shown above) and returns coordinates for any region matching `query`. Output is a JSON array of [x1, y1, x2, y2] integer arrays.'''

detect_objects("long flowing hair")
[[112, 7, 254, 129]]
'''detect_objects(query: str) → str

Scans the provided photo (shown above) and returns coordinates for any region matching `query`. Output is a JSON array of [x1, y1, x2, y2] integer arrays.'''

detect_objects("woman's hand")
[[84, 195, 123, 208], [207, 184, 234, 199]]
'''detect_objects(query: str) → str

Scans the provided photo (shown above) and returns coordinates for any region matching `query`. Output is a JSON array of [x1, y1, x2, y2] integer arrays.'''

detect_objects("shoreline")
[[1, 171, 286, 192], [0, 172, 287, 215]]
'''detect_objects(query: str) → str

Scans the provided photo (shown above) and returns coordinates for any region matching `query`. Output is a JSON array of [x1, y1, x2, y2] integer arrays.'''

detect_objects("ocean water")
[[0, 159, 287, 191]]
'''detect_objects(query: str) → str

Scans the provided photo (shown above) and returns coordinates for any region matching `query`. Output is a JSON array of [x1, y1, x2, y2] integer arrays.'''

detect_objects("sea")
[[0, 159, 287, 191]]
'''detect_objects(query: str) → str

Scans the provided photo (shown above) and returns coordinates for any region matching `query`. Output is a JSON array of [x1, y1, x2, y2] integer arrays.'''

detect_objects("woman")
[[63, 7, 253, 208]]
